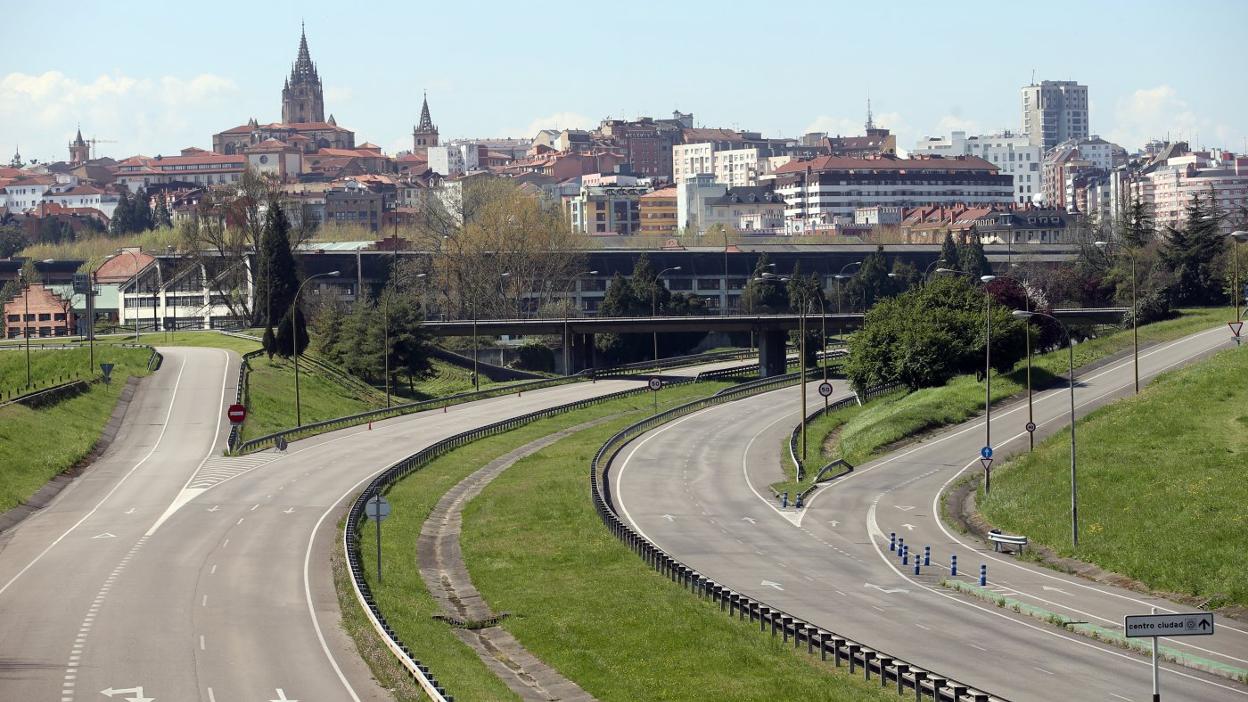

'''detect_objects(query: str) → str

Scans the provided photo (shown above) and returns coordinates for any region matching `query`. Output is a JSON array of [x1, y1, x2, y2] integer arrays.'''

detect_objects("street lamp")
[[1094, 240, 1140, 392], [563, 270, 598, 376], [1013, 309, 1079, 547], [833, 260, 862, 343], [652, 266, 681, 372], [997, 270, 1036, 450], [1227, 231, 1248, 325], [292, 270, 340, 427], [938, 267, 997, 488], [17, 267, 31, 388]]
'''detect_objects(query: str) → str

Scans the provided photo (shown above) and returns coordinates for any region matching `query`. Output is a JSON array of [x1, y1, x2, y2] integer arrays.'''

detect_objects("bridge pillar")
[[758, 329, 787, 377], [568, 333, 596, 374]]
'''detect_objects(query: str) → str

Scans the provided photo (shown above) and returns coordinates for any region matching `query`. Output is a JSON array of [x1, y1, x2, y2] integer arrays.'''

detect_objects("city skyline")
[[3, 0, 1246, 164]]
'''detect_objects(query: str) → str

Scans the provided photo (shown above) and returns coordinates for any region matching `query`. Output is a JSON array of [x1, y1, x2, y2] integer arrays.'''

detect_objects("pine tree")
[[739, 253, 787, 313], [939, 231, 959, 270], [1161, 192, 1225, 306], [154, 193, 173, 229], [109, 191, 133, 236], [132, 188, 154, 232], [958, 235, 991, 278], [261, 203, 303, 357], [848, 245, 894, 309]]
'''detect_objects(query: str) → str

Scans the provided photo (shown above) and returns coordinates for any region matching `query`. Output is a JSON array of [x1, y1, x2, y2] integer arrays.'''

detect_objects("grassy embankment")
[[0, 345, 154, 512], [773, 308, 1234, 497], [352, 380, 899, 702], [980, 346, 1248, 608]]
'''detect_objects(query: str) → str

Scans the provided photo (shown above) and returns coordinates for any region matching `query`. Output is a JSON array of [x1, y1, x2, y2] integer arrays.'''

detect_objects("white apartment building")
[[1021, 80, 1089, 150], [913, 131, 1043, 204], [1144, 152, 1248, 234], [672, 143, 716, 184], [676, 174, 727, 233], [673, 143, 785, 188]]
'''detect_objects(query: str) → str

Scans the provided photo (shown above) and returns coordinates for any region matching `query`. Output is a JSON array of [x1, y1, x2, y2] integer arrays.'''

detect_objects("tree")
[[846, 245, 895, 310], [131, 188, 154, 232], [596, 254, 701, 363], [384, 287, 434, 390], [0, 226, 24, 258], [958, 234, 991, 278], [109, 190, 133, 236], [739, 254, 787, 313], [889, 258, 921, 292], [1160, 192, 1225, 306], [37, 217, 70, 244], [1117, 193, 1154, 248], [940, 231, 960, 270], [254, 201, 300, 354], [335, 289, 383, 381], [154, 192, 173, 229]]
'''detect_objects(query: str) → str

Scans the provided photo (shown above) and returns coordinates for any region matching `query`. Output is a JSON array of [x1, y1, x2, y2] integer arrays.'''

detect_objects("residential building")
[[673, 142, 793, 188], [566, 184, 648, 235], [676, 174, 727, 234], [899, 205, 1072, 245], [704, 186, 786, 234], [639, 187, 678, 236], [1021, 80, 1089, 150], [774, 155, 1013, 233], [113, 153, 247, 193], [854, 206, 904, 226], [1040, 138, 1126, 212], [325, 179, 385, 231], [1144, 151, 1248, 234], [3, 282, 76, 339], [594, 117, 683, 179], [912, 131, 1043, 204]]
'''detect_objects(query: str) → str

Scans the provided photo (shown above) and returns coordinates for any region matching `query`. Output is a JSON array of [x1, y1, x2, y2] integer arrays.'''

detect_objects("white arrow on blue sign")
[[980, 446, 993, 459]]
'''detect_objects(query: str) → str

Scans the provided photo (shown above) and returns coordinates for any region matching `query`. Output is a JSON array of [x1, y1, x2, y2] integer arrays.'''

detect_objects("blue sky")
[[2, 0, 1245, 164]]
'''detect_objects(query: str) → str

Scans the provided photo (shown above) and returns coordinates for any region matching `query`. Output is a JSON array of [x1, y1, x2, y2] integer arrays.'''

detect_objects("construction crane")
[[89, 137, 118, 160]]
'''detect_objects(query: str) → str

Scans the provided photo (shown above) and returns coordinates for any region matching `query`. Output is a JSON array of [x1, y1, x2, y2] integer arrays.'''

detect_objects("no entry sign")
[[227, 403, 247, 425]]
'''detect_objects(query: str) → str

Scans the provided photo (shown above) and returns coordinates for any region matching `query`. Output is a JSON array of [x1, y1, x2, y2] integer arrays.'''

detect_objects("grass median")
[[0, 345, 155, 512], [353, 380, 899, 702], [979, 345, 1248, 608]]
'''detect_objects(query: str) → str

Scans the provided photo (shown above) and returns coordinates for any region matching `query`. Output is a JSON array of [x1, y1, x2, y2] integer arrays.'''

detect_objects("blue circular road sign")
[[980, 446, 993, 459]]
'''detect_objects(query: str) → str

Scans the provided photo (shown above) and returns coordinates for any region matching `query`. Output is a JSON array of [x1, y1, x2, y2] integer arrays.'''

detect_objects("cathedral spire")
[[292, 22, 317, 81], [283, 23, 325, 124], [417, 91, 435, 132], [865, 92, 875, 132]]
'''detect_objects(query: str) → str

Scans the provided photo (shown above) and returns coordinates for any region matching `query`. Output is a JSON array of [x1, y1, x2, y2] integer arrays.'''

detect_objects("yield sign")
[[1229, 321, 1244, 338], [980, 457, 994, 471]]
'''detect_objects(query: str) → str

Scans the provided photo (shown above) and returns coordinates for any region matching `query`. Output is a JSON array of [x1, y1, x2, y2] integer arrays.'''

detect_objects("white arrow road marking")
[[901, 523, 915, 531], [92, 532, 116, 539], [895, 505, 915, 511], [206, 505, 219, 512], [762, 580, 784, 591], [1041, 585, 1072, 596], [270, 689, 299, 702], [827, 520, 840, 527], [99, 686, 154, 701], [124, 508, 135, 514], [283, 508, 295, 514], [741, 516, 756, 524], [661, 514, 675, 522], [865, 583, 909, 594]]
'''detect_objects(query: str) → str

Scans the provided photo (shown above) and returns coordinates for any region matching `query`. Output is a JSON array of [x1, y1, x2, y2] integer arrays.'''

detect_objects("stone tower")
[[69, 127, 90, 165], [281, 23, 325, 124], [411, 92, 439, 153]]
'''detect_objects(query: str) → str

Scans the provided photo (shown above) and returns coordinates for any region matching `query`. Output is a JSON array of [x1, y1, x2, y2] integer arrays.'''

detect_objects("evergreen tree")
[[889, 258, 921, 291], [37, 217, 69, 244], [1118, 194, 1154, 248], [739, 253, 788, 313], [0, 225, 25, 258], [847, 245, 895, 309], [939, 231, 959, 270], [261, 203, 303, 357], [275, 306, 310, 359], [1161, 192, 1225, 306], [109, 191, 133, 236], [132, 188, 154, 232], [385, 288, 434, 389], [154, 193, 173, 229], [958, 234, 991, 278]]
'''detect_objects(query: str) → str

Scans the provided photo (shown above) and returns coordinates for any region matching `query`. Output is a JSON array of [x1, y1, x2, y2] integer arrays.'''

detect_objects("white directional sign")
[[100, 686, 154, 702], [1125, 612, 1214, 638]]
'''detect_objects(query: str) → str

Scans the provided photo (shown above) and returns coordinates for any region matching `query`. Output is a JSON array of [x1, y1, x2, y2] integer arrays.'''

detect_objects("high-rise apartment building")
[[1021, 80, 1088, 151]]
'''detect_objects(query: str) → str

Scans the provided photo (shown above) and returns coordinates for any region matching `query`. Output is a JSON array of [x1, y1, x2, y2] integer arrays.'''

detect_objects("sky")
[[2, 0, 1246, 165]]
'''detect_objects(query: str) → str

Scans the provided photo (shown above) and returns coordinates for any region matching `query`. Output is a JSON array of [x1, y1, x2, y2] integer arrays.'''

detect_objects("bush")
[[512, 343, 555, 373]]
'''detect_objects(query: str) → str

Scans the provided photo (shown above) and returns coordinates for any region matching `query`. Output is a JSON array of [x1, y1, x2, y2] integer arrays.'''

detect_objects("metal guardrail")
[[590, 385, 1006, 702], [788, 376, 901, 481], [343, 375, 718, 701], [596, 348, 757, 377]]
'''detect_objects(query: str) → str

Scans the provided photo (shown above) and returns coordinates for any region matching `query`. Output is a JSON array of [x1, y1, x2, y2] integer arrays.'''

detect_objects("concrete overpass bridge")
[[423, 308, 1127, 377]]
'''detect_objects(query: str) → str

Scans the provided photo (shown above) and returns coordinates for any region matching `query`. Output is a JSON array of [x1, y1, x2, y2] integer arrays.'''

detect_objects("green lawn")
[[0, 346, 155, 512], [0, 346, 153, 397], [822, 307, 1234, 468], [979, 346, 1248, 608], [240, 355, 385, 440], [355, 381, 898, 702]]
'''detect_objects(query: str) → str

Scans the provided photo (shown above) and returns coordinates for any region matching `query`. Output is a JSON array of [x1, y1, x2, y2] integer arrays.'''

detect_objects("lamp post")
[[995, 271, 1035, 450], [117, 248, 142, 342], [938, 268, 997, 488], [1094, 240, 1140, 392], [1013, 309, 1079, 547], [293, 270, 340, 427], [652, 266, 681, 372], [833, 260, 862, 343], [18, 267, 30, 388], [1228, 231, 1248, 325], [563, 270, 598, 376]]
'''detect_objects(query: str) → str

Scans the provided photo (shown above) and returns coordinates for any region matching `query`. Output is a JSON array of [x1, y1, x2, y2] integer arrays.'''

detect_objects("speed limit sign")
[[817, 381, 834, 398], [648, 377, 663, 391]]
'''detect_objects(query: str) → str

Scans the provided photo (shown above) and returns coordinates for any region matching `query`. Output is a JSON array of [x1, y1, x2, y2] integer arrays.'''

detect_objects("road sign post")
[[1230, 320, 1243, 347], [1125, 609, 1214, 701], [367, 494, 392, 584], [100, 362, 114, 385], [818, 380, 833, 412], [980, 457, 993, 493], [649, 377, 662, 414], [226, 403, 246, 426]]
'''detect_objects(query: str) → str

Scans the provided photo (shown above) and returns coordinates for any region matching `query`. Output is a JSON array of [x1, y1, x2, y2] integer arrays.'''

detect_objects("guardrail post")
[[927, 677, 947, 701], [846, 643, 860, 673], [714, 585, 724, 610], [806, 624, 815, 654], [759, 606, 770, 632], [895, 663, 910, 694], [729, 593, 739, 616], [877, 656, 893, 687], [781, 615, 792, 643], [863, 650, 875, 680], [737, 596, 747, 621], [912, 671, 927, 701], [832, 637, 846, 667], [819, 631, 832, 661]]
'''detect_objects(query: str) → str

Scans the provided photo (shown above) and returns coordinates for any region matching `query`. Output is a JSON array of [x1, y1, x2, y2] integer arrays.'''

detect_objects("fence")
[[0, 343, 161, 409], [590, 385, 1004, 702]]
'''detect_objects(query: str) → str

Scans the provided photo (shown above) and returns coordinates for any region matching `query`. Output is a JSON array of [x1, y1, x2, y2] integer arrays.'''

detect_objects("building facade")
[[4, 283, 76, 339], [912, 131, 1043, 204], [639, 187, 678, 236], [1021, 80, 1089, 150], [567, 184, 648, 235]]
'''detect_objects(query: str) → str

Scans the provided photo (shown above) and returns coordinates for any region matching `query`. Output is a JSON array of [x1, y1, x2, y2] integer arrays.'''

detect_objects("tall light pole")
[[1014, 309, 1079, 547], [833, 260, 862, 343], [652, 266, 681, 372], [996, 271, 1035, 450], [1228, 231, 1248, 325], [292, 270, 340, 427], [18, 267, 30, 388], [938, 268, 997, 489], [563, 270, 597, 375], [1094, 240, 1140, 393]]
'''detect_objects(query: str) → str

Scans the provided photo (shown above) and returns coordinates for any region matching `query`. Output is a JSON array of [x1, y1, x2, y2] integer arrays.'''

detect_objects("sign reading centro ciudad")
[[1124, 612, 1214, 638]]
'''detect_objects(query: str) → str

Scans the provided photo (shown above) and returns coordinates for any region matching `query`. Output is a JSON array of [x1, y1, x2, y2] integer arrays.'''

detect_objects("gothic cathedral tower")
[[411, 92, 439, 154], [282, 23, 325, 124]]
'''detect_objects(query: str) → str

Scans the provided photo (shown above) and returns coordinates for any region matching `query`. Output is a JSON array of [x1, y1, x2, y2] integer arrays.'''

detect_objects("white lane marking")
[[761, 580, 784, 591], [270, 690, 298, 702], [1033, 666, 1054, 676], [209, 564, 216, 575], [235, 518, 244, 526], [208, 688, 216, 702], [1042, 586, 1071, 595], [201, 595, 207, 607], [0, 353, 189, 599], [250, 504, 259, 511], [145, 349, 232, 536], [929, 329, 1248, 653], [865, 486, 1248, 697], [91, 533, 116, 540], [199, 635, 205, 651]]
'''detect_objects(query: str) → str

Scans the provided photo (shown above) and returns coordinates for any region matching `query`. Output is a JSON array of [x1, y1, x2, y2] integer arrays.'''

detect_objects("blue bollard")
[[897, 537, 904, 559], [979, 564, 987, 587], [914, 557, 921, 575], [951, 554, 958, 576], [889, 532, 896, 552], [924, 546, 930, 567], [795, 493, 804, 509], [902, 545, 909, 566], [782, 492, 788, 509]]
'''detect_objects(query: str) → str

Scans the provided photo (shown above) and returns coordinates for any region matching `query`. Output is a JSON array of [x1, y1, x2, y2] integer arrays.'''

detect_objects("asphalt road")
[[0, 349, 739, 702], [614, 326, 1248, 702]]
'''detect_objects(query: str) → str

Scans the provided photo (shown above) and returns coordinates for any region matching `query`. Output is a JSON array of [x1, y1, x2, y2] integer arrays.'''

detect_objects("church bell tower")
[[282, 23, 325, 124]]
